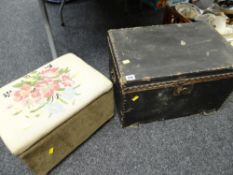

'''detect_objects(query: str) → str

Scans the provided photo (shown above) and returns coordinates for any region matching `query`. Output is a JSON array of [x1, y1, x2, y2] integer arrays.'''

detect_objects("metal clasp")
[[173, 84, 193, 96], [110, 69, 117, 83]]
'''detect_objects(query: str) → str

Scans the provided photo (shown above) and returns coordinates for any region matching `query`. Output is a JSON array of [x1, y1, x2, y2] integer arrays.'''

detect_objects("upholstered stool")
[[0, 53, 114, 174]]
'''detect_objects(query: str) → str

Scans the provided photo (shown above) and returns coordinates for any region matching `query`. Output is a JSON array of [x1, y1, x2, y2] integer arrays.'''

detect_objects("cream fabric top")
[[0, 53, 112, 155]]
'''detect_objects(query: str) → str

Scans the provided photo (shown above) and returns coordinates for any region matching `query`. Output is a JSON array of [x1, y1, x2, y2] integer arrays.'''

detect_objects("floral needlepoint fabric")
[[0, 53, 112, 155], [11, 65, 80, 118]]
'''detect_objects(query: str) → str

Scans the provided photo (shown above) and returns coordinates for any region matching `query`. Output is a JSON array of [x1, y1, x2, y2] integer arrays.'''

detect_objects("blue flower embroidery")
[[46, 102, 64, 116], [61, 87, 77, 101]]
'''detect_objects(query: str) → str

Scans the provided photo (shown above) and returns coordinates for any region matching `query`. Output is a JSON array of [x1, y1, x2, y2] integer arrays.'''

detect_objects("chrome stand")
[[37, 0, 58, 59]]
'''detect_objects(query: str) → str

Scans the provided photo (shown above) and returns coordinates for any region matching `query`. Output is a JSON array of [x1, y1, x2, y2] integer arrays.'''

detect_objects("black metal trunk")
[[108, 22, 233, 127]]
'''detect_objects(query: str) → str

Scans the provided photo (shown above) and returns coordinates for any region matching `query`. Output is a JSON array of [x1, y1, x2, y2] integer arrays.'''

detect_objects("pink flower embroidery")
[[35, 79, 60, 98], [14, 84, 32, 102], [40, 67, 59, 78], [31, 88, 41, 99], [61, 75, 72, 87]]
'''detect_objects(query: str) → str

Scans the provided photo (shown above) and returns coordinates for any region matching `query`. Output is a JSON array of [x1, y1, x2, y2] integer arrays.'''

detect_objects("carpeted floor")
[[0, 0, 233, 174]]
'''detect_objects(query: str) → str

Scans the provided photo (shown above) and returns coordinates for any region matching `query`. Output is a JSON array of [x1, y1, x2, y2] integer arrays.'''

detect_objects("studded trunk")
[[108, 22, 233, 127]]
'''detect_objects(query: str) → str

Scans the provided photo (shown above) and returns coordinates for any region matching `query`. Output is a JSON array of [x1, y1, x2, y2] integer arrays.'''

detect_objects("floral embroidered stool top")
[[0, 53, 112, 155]]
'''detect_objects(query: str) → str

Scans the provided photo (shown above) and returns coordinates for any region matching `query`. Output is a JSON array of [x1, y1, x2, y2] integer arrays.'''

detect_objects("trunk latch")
[[173, 85, 193, 96], [110, 69, 117, 83]]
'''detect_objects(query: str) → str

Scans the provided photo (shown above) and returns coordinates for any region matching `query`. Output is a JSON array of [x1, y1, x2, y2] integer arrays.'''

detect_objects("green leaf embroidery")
[[24, 79, 37, 86], [59, 67, 70, 74], [30, 101, 48, 113], [13, 110, 22, 116], [13, 81, 25, 88], [73, 85, 80, 89], [35, 114, 40, 118], [58, 98, 68, 104], [28, 71, 40, 79], [58, 88, 65, 91]]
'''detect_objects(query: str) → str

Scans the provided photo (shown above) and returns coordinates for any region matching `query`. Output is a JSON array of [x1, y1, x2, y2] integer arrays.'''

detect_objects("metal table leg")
[[59, 0, 66, 26], [37, 0, 58, 59]]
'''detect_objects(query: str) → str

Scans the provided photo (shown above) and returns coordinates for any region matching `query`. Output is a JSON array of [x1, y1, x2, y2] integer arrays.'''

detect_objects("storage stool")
[[0, 53, 114, 174]]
